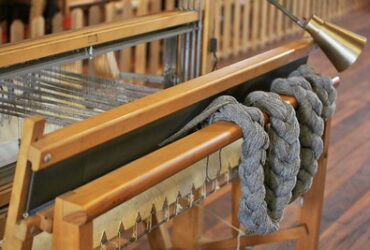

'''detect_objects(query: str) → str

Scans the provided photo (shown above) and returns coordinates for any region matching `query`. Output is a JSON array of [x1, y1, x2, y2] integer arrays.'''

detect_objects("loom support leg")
[[172, 205, 203, 249], [297, 119, 332, 250]]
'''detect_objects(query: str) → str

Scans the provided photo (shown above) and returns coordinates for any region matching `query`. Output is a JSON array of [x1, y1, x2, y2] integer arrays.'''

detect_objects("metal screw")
[[43, 153, 52, 163], [30, 226, 37, 235], [88, 46, 94, 60]]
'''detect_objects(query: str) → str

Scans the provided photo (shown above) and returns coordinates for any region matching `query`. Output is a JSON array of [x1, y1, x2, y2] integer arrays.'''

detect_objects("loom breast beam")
[[28, 38, 314, 170], [52, 78, 340, 249]]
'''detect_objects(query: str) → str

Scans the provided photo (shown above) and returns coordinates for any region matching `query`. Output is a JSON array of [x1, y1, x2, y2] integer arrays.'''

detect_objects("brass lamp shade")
[[305, 15, 367, 72]]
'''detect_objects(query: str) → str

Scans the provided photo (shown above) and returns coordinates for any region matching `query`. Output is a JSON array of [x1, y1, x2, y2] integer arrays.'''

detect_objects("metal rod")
[[195, 0, 204, 77], [184, 1, 191, 81], [190, 0, 197, 79], [267, 0, 306, 29]]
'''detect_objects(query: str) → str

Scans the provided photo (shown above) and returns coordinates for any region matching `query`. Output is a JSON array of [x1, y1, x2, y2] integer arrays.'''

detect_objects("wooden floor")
[[200, 6, 370, 250], [308, 7, 370, 250]]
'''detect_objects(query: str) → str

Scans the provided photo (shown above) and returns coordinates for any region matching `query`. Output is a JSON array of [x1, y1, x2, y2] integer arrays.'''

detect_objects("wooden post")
[[10, 20, 25, 43], [52, 197, 93, 250], [201, 0, 215, 75], [233, 0, 241, 57], [276, 0, 283, 41], [0, 26, 3, 44], [147, 214, 172, 250], [90, 4, 120, 79], [267, 0, 276, 43], [52, 12, 64, 33], [297, 119, 332, 250], [260, 0, 268, 47], [231, 179, 241, 237], [172, 205, 203, 249], [30, 0, 45, 23], [222, 0, 232, 58], [251, 0, 260, 51], [165, 0, 175, 10], [242, 0, 251, 52], [149, 0, 163, 75], [120, 0, 134, 72], [63, 8, 84, 73], [135, 0, 149, 75], [214, 0, 222, 56], [30, 16, 45, 38], [3, 116, 46, 250]]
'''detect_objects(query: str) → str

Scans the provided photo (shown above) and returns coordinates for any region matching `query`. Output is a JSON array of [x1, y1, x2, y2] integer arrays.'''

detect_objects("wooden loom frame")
[[2, 3, 335, 250], [2, 36, 337, 250], [1, 5, 208, 249]]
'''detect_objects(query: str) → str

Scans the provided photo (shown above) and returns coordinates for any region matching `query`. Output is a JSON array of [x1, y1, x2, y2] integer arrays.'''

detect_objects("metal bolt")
[[43, 153, 52, 163], [30, 226, 37, 235], [23, 212, 29, 219], [88, 46, 94, 60]]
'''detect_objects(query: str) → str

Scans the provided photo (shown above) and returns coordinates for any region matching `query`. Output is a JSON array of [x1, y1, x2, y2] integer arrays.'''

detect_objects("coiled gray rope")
[[271, 76, 325, 201], [161, 96, 273, 234], [160, 96, 237, 146], [289, 64, 337, 119], [207, 97, 274, 234], [244, 91, 300, 225], [160, 64, 336, 234], [161, 94, 300, 234]]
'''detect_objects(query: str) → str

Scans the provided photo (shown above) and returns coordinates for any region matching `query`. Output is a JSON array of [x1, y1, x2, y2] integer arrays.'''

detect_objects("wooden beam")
[[52, 121, 243, 222], [0, 184, 12, 208], [49, 80, 334, 224], [53, 197, 93, 250], [28, 39, 314, 170], [172, 205, 203, 249], [3, 116, 45, 250], [0, 11, 199, 68], [201, 0, 215, 74], [200, 226, 308, 249], [297, 119, 333, 250]]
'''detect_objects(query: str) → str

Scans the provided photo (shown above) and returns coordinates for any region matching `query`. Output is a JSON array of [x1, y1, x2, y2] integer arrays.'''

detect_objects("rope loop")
[[271, 76, 325, 201], [244, 91, 300, 228], [209, 97, 273, 234], [289, 65, 337, 119]]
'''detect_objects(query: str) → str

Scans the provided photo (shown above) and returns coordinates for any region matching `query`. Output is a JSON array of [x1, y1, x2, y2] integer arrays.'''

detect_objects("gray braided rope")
[[160, 96, 237, 146], [289, 64, 337, 119], [271, 77, 324, 201], [244, 91, 300, 226], [160, 95, 276, 234], [208, 98, 274, 234]]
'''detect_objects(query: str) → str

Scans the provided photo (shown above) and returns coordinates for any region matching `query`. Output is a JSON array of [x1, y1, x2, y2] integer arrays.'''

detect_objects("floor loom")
[[0, 3, 206, 245], [0, 3, 338, 250]]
